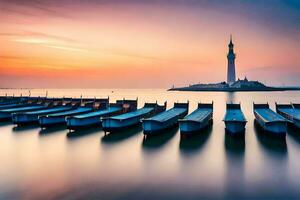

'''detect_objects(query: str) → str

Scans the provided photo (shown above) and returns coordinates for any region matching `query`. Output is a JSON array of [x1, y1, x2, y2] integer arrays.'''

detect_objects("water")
[[0, 89, 300, 200]]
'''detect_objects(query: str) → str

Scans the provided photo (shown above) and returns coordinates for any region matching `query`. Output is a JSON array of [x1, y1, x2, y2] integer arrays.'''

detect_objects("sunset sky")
[[1, 0, 300, 88]]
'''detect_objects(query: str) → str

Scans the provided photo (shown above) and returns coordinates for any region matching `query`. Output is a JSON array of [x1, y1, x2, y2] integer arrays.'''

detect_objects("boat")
[[67, 99, 128, 131], [142, 102, 189, 135], [0, 97, 49, 121], [39, 106, 93, 128], [38, 99, 108, 128], [223, 103, 247, 134], [0, 98, 21, 106], [253, 103, 287, 136], [102, 102, 166, 133], [179, 102, 213, 134], [276, 103, 300, 128], [12, 105, 74, 126]]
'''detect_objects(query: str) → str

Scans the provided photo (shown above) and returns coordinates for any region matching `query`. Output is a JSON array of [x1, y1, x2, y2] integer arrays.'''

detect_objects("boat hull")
[[102, 116, 142, 132], [0, 112, 12, 121], [143, 115, 182, 135], [294, 118, 300, 129], [254, 113, 287, 137], [12, 114, 39, 125], [179, 118, 212, 134], [224, 121, 246, 134], [67, 116, 101, 130], [277, 109, 300, 129], [39, 116, 66, 128], [67, 109, 122, 131], [0, 106, 45, 121]]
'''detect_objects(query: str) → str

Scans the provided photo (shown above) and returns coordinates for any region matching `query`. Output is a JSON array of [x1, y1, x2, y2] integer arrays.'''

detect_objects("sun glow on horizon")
[[1, 1, 300, 88]]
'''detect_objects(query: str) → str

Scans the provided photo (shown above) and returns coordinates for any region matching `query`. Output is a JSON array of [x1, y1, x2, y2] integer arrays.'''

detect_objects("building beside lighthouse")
[[227, 35, 236, 85]]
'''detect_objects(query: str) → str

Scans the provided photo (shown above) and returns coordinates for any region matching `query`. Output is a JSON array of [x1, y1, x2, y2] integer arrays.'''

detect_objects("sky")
[[1, 0, 300, 88]]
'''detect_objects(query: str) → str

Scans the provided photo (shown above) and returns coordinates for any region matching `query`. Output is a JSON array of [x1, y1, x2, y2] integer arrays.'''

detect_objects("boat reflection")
[[12, 124, 40, 132], [0, 121, 12, 127], [179, 126, 212, 155], [224, 132, 245, 157], [142, 126, 178, 151], [67, 127, 102, 139], [101, 126, 142, 143], [39, 126, 67, 135], [254, 121, 288, 155], [287, 125, 300, 144]]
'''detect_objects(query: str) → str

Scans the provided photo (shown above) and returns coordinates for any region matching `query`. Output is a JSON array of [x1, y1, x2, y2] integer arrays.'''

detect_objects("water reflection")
[[224, 132, 246, 199], [179, 126, 212, 156], [39, 126, 66, 135], [287, 125, 300, 144], [0, 121, 12, 127], [224, 133, 245, 156], [67, 127, 102, 139], [142, 127, 178, 151], [226, 92, 236, 103], [254, 121, 288, 155], [12, 124, 40, 132], [101, 126, 142, 143], [1, 89, 300, 199]]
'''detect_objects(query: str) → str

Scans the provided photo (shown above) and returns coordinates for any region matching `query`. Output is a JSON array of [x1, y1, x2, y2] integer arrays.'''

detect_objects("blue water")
[[0, 89, 300, 200]]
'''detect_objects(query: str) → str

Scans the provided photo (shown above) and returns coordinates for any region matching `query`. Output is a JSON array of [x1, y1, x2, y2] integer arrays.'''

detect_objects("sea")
[[0, 89, 300, 200]]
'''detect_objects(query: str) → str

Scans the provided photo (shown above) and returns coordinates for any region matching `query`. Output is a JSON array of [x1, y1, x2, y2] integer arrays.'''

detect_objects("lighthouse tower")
[[227, 35, 236, 85]]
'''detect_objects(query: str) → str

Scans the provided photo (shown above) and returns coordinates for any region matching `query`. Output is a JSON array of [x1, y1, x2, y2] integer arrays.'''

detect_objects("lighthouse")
[[227, 35, 236, 85]]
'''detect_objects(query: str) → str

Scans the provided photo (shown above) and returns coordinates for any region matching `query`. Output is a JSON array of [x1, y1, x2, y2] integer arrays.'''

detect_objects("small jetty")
[[38, 99, 101, 128], [102, 101, 166, 133], [179, 102, 213, 134], [142, 102, 189, 135], [253, 103, 287, 136], [223, 103, 247, 134], [67, 100, 128, 131], [276, 103, 300, 129]]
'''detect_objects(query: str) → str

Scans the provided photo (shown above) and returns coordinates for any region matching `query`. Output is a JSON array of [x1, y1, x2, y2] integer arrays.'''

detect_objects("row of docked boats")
[[0, 96, 299, 137]]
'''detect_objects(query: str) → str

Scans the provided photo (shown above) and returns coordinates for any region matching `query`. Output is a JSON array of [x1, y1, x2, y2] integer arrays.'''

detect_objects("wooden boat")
[[102, 102, 166, 133], [276, 103, 300, 128], [142, 102, 189, 135], [67, 100, 127, 131], [253, 103, 287, 136], [39, 98, 124, 128], [0, 99, 21, 106], [179, 102, 213, 134], [12, 106, 74, 126], [39, 106, 93, 128], [223, 103, 247, 134], [0, 100, 31, 109], [0, 98, 48, 121]]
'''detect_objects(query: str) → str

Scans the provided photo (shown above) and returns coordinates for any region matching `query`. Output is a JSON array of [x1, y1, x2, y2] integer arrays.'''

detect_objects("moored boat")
[[0, 97, 49, 121], [67, 99, 128, 131], [12, 105, 74, 126], [142, 102, 189, 135], [253, 103, 287, 137], [102, 102, 166, 133], [38, 99, 108, 128], [223, 103, 247, 134], [179, 102, 213, 134], [39, 106, 93, 128], [276, 103, 300, 128]]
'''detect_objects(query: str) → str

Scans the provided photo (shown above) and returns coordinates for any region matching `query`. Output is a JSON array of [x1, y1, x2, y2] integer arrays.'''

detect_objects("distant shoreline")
[[168, 87, 300, 92]]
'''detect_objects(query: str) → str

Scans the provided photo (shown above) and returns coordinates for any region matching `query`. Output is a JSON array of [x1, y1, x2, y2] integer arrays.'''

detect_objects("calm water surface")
[[0, 89, 300, 200]]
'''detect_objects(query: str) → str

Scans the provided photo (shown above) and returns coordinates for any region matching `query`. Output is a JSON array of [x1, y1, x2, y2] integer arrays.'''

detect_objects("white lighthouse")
[[227, 35, 236, 85]]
